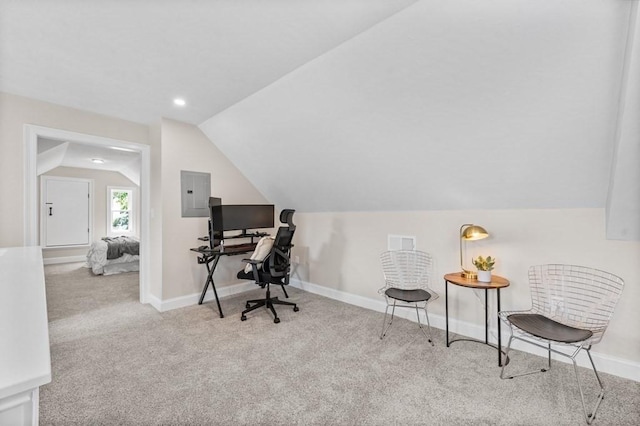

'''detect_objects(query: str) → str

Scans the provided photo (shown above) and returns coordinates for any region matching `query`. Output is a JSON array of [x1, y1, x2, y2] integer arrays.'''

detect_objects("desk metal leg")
[[484, 289, 489, 344], [211, 279, 223, 318], [198, 259, 212, 305], [445, 280, 449, 347], [198, 256, 224, 318], [497, 288, 502, 367], [445, 281, 506, 367]]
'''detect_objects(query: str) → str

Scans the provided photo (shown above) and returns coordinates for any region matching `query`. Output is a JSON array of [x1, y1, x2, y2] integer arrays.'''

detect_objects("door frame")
[[24, 124, 151, 304]]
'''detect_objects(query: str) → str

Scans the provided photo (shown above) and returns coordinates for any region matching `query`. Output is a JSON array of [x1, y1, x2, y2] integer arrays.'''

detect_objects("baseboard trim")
[[150, 281, 257, 313], [148, 295, 163, 312], [42, 255, 86, 265], [143, 276, 639, 381], [290, 278, 640, 382]]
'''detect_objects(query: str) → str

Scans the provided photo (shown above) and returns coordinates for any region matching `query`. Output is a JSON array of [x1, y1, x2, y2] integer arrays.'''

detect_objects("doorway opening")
[[24, 125, 151, 304]]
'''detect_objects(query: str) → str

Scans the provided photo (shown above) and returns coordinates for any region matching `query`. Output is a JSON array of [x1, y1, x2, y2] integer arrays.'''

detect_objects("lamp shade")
[[461, 225, 489, 241]]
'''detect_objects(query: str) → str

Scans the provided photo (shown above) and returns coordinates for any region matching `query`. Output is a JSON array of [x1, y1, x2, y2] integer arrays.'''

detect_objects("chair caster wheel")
[[241, 315, 247, 321], [274, 318, 280, 324], [293, 306, 299, 312]]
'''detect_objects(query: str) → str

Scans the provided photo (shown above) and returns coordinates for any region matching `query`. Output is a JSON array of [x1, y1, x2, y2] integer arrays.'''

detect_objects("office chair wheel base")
[[274, 317, 280, 324], [241, 315, 247, 321], [245, 302, 251, 308], [293, 306, 299, 312]]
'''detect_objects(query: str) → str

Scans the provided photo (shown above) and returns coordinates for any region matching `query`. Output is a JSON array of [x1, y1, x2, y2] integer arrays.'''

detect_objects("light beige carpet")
[[41, 262, 640, 425]]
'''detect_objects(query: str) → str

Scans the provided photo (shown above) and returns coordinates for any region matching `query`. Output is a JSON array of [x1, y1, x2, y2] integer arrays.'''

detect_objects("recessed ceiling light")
[[173, 98, 186, 107], [91, 158, 105, 164]]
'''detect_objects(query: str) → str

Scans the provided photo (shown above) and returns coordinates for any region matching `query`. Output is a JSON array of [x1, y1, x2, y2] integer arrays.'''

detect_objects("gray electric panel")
[[180, 170, 211, 217]]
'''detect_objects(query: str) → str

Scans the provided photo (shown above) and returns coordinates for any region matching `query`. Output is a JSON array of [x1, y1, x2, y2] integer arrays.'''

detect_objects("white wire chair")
[[499, 264, 625, 424], [378, 250, 439, 344]]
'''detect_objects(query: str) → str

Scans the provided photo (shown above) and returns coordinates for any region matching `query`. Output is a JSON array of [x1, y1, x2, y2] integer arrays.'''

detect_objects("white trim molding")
[[289, 278, 640, 383], [42, 255, 87, 265], [129, 268, 640, 382], [149, 281, 257, 313]]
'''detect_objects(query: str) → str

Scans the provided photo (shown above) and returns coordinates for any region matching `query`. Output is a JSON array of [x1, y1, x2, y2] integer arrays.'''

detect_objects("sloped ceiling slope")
[[37, 138, 142, 185], [200, 0, 632, 213], [0, 0, 417, 125]]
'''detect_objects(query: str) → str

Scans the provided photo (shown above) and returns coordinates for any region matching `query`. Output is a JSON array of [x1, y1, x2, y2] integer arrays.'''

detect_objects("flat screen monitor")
[[209, 199, 274, 233]]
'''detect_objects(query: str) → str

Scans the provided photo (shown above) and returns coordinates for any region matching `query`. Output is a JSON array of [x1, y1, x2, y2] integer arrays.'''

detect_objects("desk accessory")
[[459, 224, 489, 279], [473, 255, 495, 282]]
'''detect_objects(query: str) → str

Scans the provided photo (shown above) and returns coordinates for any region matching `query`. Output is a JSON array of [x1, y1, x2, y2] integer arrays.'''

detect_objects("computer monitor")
[[208, 198, 274, 246]]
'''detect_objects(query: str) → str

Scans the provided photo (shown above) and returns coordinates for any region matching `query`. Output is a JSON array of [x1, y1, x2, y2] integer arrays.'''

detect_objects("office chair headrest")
[[280, 209, 295, 229]]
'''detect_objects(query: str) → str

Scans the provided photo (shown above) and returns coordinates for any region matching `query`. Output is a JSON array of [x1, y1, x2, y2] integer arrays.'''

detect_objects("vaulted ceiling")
[[0, 0, 416, 124], [1, 1, 638, 239], [37, 138, 141, 185], [198, 1, 637, 225]]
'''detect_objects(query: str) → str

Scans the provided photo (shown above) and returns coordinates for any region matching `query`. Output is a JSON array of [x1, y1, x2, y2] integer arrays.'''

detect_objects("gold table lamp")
[[459, 224, 489, 279]]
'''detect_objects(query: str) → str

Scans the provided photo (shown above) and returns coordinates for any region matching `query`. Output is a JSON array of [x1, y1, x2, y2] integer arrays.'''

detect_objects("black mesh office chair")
[[237, 209, 299, 323]]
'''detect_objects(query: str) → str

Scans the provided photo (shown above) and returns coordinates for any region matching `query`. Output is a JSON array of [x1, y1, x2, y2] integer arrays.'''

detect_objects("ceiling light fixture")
[[91, 158, 105, 164], [173, 98, 186, 107]]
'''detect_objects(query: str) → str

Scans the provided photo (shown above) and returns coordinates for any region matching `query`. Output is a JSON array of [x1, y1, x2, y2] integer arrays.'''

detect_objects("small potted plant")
[[473, 255, 495, 282]]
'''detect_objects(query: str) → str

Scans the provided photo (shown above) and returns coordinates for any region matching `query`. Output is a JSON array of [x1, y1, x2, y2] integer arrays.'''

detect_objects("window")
[[107, 187, 135, 236]]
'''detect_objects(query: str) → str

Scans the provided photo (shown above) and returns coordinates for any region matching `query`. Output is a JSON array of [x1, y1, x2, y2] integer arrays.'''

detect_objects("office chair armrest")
[[245, 261, 260, 283], [243, 258, 267, 284]]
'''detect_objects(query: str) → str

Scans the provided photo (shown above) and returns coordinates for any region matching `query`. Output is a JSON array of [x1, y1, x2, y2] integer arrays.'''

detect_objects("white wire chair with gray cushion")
[[499, 264, 624, 424], [378, 250, 439, 344]]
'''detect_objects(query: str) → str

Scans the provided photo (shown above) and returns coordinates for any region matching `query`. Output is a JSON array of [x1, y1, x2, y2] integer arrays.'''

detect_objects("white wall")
[[158, 119, 269, 300], [293, 208, 640, 364], [0, 93, 268, 304], [0, 92, 149, 248], [40, 167, 138, 260]]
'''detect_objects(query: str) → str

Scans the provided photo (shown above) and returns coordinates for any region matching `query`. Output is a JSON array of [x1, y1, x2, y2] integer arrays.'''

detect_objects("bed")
[[86, 236, 140, 275]]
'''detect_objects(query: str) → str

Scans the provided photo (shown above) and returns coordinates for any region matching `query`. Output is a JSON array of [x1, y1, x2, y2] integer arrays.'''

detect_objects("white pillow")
[[244, 236, 275, 273]]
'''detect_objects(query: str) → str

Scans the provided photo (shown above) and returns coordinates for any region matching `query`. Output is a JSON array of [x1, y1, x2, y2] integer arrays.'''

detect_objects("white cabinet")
[[0, 389, 38, 425], [0, 247, 51, 425]]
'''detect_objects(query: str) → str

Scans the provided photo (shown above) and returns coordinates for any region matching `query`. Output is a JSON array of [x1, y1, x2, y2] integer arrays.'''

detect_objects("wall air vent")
[[387, 235, 416, 251]]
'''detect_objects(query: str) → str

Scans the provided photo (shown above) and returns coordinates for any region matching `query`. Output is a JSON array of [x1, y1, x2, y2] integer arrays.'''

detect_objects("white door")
[[41, 177, 91, 247]]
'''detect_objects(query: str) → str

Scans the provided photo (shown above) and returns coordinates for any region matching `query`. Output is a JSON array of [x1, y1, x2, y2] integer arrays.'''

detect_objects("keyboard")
[[223, 243, 256, 253], [190, 243, 257, 256]]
